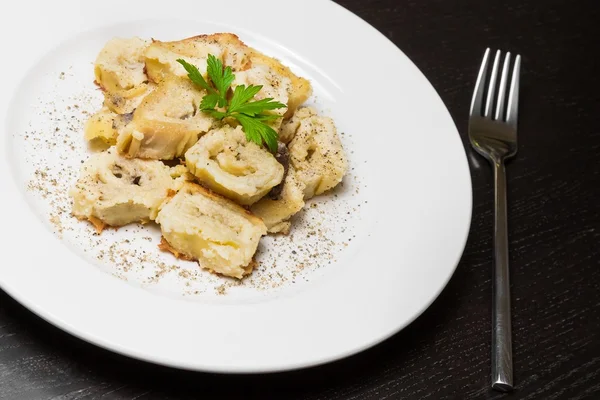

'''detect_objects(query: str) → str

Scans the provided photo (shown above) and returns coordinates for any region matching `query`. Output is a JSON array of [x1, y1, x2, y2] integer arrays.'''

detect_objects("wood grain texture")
[[1, 0, 599, 399]]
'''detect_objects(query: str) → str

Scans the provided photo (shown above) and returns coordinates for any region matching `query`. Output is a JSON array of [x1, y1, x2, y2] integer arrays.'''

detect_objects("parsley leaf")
[[228, 85, 263, 111], [236, 114, 279, 152], [206, 54, 234, 107], [206, 109, 228, 120], [176, 59, 212, 92], [199, 93, 221, 111], [178, 56, 288, 152], [253, 113, 282, 122], [233, 97, 288, 117]]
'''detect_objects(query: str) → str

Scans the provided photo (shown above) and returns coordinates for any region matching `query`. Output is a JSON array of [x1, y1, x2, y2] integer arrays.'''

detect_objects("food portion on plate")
[[69, 148, 188, 232], [156, 182, 267, 279], [71, 33, 348, 279], [185, 125, 285, 205]]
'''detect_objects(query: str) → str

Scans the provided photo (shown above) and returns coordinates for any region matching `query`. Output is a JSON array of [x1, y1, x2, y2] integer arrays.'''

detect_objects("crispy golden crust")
[[87, 216, 106, 234], [155, 32, 246, 47], [74, 215, 117, 235], [94, 80, 106, 91], [158, 236, 195, 262], [145, 33, 251, 83]]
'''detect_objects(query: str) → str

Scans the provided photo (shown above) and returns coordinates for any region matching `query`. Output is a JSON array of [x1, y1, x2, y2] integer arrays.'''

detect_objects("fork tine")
[[494, 52, 511, 121], [507, 55, 521, 127], [470, 48, 491, 117], [484, 50, 502, 117]]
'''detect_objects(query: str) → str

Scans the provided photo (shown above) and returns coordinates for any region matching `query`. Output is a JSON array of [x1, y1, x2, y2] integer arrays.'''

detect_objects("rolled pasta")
[[94, 37, 153, 114], [144, 33, 251, 83], [143, 33, 311, 119], [156, 182, 267, 279], [185, 125, 284, 205], [289, 115, 348, 200], [116, 76, 213, 160], [69, 147, 184, 232]]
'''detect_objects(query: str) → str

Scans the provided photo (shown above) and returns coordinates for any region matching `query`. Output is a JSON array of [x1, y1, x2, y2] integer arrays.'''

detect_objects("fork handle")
[[492, 160, 513, 391]]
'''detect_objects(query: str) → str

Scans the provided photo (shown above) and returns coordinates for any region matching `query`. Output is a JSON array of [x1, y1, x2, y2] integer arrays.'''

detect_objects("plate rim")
[[0, 0, 473, 373]]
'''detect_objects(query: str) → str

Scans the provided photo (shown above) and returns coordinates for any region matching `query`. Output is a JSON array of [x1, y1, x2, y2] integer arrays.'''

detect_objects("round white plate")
[[0, 0, 472, 373]]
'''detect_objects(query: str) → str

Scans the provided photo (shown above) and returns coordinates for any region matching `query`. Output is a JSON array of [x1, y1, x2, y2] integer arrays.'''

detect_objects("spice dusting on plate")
[[20, 50, 366, 301]]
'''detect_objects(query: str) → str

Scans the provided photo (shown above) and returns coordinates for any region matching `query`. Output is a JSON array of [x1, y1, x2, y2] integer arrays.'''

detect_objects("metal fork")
[[469, 48, 521, 392]]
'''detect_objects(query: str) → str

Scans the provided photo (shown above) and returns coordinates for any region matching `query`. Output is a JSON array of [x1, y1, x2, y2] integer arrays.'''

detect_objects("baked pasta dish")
[[70, 33, 348, 279]]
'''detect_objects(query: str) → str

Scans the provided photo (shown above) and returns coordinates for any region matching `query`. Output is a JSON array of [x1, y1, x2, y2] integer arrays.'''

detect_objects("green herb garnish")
[[177, 55, 286, 152]]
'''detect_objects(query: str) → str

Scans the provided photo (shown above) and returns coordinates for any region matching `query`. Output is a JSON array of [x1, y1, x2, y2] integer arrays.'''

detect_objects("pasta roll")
[[69, 148, 183, 231], [144, 33, 251, 83], [143, 33, 311, 120], [156, 182, 267, 279], [185, 125, 284, 205], [289, 115, 348, 200], [116, 76, 213, 160], [93, 37, 153, 114]]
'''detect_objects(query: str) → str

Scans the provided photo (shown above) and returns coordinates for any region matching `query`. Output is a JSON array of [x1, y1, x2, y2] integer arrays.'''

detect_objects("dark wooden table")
[[2, 1, 599, 399]]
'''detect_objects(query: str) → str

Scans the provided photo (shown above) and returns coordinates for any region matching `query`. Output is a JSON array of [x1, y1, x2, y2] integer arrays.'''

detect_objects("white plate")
[[0, 0, 472, 373]]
